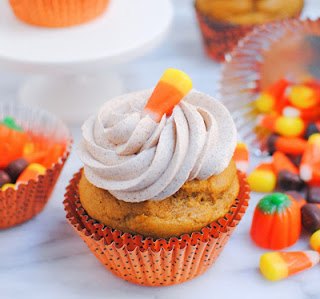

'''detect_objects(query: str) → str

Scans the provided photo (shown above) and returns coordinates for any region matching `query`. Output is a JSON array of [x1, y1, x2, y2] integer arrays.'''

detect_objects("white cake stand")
[[0, 0, 173, 123]]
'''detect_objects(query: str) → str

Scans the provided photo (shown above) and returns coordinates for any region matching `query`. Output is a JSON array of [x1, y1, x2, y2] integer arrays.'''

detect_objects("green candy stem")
[[257, 193, 292, 215], [0, 117, 23, 132]]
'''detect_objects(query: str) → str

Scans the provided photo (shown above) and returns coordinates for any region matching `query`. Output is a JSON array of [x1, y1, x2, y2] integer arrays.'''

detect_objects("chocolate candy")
[[5, 158, 28, 182], [0, 170, 11, 188], [307, 186, 320, 204], [277, 170, 305, 191], [301, 204, 320, 233]]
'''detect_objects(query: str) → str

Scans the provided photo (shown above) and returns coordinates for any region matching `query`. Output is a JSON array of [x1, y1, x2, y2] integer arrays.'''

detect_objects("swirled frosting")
[[78, 89, 237, 202]]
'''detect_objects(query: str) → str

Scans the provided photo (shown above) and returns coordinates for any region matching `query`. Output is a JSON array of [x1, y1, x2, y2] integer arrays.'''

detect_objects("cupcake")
[[195, 0, 304, 62], [8, 0, 110, 28], [64, 69, 250, 286], [0, 103, 71, 229]]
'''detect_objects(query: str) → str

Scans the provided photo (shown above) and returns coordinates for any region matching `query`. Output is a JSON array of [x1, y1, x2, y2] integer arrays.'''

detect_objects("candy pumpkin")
[[250, 193, 301, 250], [0, 117, 28, 168]]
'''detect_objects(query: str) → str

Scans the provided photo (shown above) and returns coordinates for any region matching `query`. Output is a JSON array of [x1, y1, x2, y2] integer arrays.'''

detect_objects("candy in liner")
[[64, 170, 250, 287]]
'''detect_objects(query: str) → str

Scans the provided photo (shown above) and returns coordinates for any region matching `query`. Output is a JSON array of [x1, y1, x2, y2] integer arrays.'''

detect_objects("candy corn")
[[255, 78, 290, 113], [310, 230, 320, 253], [272, 151, 304, 191], [258, 114, 304, 137], [232, 142, 249, 173], [143, 69, 192, 122], [300, 134, 320, 185], [260, 251, 320, 281], [16, 163, 46, 184], [266, 134, 307, 155], [288, 85, 318, 109], [248, 163, 276, 193]]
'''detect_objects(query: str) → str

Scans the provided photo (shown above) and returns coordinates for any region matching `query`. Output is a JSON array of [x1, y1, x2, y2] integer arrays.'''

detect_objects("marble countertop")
[[1, 1, 320, 298]]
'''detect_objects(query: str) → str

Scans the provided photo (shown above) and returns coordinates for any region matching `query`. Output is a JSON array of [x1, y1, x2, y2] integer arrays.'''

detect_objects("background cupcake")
[[64, 69, 250, 286], [8, 0, 110, 27], [195, 0, 304, 62]]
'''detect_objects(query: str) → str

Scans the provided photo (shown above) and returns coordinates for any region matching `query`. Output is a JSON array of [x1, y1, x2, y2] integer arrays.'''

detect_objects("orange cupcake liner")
[[64, 170, 250, 287], [9, 0, 110, 28]]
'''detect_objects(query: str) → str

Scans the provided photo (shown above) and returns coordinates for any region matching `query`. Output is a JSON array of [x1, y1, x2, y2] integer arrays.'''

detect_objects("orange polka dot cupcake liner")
[[0, 103, 72, 229], [8, 0, 110, 28], [64, 170, 250, 286]]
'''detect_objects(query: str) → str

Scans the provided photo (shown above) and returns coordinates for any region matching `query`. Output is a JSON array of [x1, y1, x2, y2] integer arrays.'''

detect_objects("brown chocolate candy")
[[307, 186, 320, 204], [0, 170, 11, 188], [277, 170, 305, 191], [301, 203, 320, 233], [5, 158, 28, 183], [266, 133, 278, 155]]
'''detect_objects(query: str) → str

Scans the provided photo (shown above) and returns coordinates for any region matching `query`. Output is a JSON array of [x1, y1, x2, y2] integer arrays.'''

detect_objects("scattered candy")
[[307, 186, 320, 204], [272, 151, 304, 191], [16, 163, 46, 184], [255, 78, 290, 113], [260, 250, 320, 281], [5, 158, 29, 182], [258, 114, 304, 137], [232, 142, 249, 173], [0, 170, 11, 188], [288, 85, 318, 109], [1, 183, 15, 191], [285, 191, 307, 208], [143, 68, 193, 122], [248, 163, 276, 193], [266, 134, 307, 155], [251, 193, 301, 250], [310, 230, 320, 253], [300, 134, 320, 185], [305, 122, 320, 139], [301, 203, 320, 233]]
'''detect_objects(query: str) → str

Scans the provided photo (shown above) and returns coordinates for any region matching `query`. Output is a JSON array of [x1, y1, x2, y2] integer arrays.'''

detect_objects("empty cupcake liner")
[[9, 0, 110, 28], [219, 18, 320, 155], [64, 170, 250, 286], [0, 102, 72, 229]]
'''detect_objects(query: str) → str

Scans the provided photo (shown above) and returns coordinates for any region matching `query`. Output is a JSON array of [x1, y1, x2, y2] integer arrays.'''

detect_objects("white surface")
[[0, 0, 320, 299]]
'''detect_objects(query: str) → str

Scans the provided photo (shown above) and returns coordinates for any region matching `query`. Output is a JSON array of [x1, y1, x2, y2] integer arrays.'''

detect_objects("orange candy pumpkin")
[[250, 193, 301, 250], [0, 117, 28, 168]]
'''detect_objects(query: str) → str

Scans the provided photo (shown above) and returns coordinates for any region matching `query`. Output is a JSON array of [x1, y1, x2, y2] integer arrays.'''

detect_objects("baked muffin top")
[[195, 0, 304, 25]]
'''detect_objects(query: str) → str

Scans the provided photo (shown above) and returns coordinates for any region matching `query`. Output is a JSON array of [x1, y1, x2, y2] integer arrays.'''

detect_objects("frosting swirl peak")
[[78, 89, 237, 202]]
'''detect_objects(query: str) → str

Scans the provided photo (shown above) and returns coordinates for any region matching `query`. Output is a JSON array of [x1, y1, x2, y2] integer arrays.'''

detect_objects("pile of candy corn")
[[0, 116, 66, 191]]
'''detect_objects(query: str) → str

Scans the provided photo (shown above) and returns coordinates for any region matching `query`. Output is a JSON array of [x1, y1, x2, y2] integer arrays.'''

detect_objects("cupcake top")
[[78, 88, 237, 203], [195, 0, 304, 25]]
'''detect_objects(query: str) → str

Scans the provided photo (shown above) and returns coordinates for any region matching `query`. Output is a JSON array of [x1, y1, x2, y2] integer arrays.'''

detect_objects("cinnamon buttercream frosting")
[[77, 89, 237, 202]]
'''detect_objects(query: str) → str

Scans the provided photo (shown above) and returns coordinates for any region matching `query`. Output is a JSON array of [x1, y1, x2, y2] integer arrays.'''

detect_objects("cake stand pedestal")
[[0, 0, 173, 124]]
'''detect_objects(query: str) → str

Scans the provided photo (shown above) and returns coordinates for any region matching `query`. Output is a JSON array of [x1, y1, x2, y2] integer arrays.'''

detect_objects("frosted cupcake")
[[65, 69, 250, 286]]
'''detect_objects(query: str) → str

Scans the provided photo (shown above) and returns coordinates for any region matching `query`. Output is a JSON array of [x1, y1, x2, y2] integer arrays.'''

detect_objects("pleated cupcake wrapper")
[[9, 0, 110, 28], [64, 170, 250, 287], [219, 18, 319, 155], [0, 103, 72, 229], [195, 4, 302, 62]]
